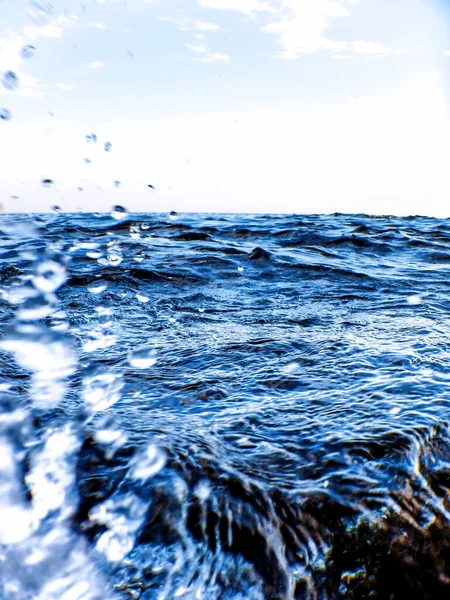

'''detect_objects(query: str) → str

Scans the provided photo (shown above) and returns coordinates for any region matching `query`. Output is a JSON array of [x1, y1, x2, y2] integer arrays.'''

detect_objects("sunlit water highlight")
[[1, 212, 450, 599]]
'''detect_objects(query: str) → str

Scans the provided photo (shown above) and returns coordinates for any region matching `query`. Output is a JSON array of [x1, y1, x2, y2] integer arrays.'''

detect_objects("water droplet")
[[128, 444, 166, 480], [136, 293, 149, 303], [82, 327, 117, 352], [104, 141, 112, 152], [84, 158, 91, 165], [82, 369, 124, 412], [283, 361, 299, 374], [2, 71, 19, 91], [407, 295, 422, 306], [194, 480, 210, 501], [85, 133, 97, 143], [51, 205, 61, 214], [147, 184, 155, 190], [87, 280, 107, 294], [95, 418, 128, 450], [25, 424, 79, 519], [33, 259, 67, 293], [113, 180, 121, 188], [41, 178, 54, 188], [101, 240, 123, 266], [128, 346, 157, 369], [90, 495, 145, 563], [21, 44, 36, 59], [28, 1, 54, 24], [129, 225, 141, 240], [77, 186, 84, 192], [17, 295, 57, 321], [0, 108, 12, 121], [169, 211, 178, 220], [111, 205, 127, 220], [0, 323, 76, 407]]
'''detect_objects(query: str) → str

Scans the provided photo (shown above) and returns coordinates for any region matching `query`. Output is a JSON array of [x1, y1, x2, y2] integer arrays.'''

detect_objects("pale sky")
[[0, 0, 450, 215]]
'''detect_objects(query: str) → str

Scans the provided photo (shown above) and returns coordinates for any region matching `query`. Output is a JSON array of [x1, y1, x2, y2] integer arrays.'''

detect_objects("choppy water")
[[1, 212, 450, 599]]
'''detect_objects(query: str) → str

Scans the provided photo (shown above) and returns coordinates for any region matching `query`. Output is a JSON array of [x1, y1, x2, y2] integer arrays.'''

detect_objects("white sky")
[[0, 0, 450, 215]]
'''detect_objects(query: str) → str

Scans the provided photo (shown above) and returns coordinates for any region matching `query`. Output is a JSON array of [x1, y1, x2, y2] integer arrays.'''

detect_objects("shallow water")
[[1, 212, 450, 599]]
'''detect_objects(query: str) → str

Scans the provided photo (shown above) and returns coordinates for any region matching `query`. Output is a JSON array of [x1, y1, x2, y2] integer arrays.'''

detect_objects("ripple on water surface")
[[1, 213, 450, 599]]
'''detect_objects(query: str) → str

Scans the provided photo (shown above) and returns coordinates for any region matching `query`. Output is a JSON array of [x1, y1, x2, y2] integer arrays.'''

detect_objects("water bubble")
[[21, 44, 36, 59], [0, 108, 12, 121], [82, 370, 123, 412], [33, 259, 67, 292], [111, 205, 127, 220], [128, 444, 166, 480], [2, 71, 19, 91], [407, 295, 422, 306], [104, 141, 112, 152], [41, 178, 54, 188], [87, 280, 107, 294], [85, 133, 97, 143], [128, 346, 157, 369]]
